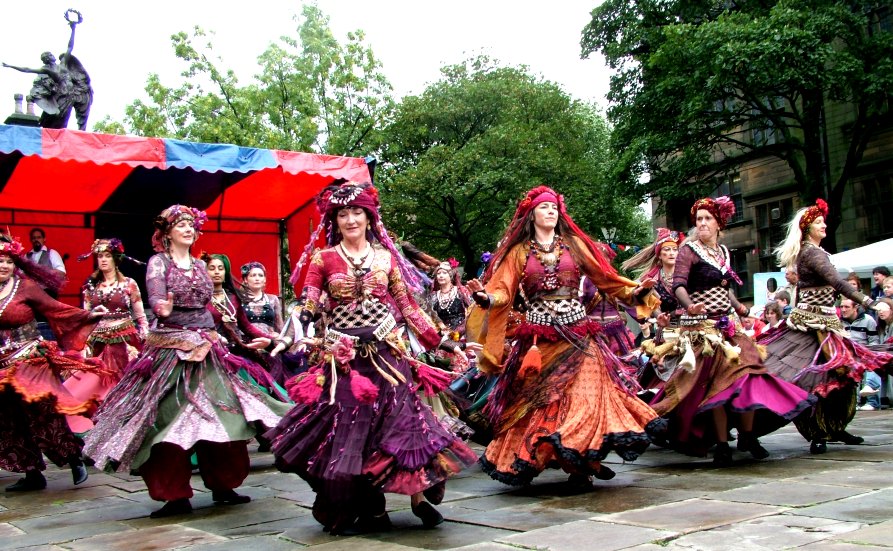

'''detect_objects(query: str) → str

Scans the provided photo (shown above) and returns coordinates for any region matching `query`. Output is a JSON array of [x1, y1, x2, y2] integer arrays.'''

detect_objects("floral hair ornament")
[[690, 196, 736, 229], [240, 261, 266, 278], [77, 238, 124, 262], [0, 235, 26, 257], [799, 199, 829, 233], [653, 228, 684, 254], [434, 258, 460, 275], [151, 204, 209, 252]]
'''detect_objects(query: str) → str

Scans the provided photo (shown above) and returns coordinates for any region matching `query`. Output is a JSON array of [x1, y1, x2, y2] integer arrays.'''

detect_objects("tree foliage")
[[378, 57, 651, 274], [582, 0, 893, 250], [93, 4, 394, 155]]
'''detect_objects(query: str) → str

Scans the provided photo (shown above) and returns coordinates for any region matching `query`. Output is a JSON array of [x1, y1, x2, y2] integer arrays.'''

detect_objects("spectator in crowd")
[[840, 298, 879, 347], [741, 305, 767, 338], [774, 290, 792, 317], [883, 276, 893, 299], [860, 297, 893, 410], [763, 301, 785, 329], [25, 227, 66, 278], [846, 272, 862, 293], [871, 266, 890, 301], [25, 227, 67, 339]]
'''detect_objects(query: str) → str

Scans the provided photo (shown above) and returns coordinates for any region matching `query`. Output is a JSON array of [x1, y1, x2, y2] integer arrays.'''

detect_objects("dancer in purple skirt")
[[759, 199, 892, 453], [267, 181, 477, 535]]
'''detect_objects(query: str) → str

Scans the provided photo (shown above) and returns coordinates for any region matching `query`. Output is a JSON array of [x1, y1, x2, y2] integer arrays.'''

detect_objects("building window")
[[730, 248, 750, 299], [868, 6, 892, 35], [858, 173, 893, 240], [755, 198, 794, 271], [713, 173, 744, 224], [751, 97, 783, 147]]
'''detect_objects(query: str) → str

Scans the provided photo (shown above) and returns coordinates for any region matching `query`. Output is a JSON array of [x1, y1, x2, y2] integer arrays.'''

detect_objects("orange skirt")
[[481, 336, 659, 485]]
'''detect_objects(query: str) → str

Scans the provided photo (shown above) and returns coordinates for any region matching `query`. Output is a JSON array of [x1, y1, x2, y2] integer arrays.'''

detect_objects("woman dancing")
[[267, 181, 477, 535], [759, 199, 891, 453], [466, 185, 663, 489]]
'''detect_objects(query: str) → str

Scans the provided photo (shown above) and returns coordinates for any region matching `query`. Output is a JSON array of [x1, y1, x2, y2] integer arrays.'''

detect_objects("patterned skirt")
[[481, 321, 661, 485], [83, 330, 289, 472]]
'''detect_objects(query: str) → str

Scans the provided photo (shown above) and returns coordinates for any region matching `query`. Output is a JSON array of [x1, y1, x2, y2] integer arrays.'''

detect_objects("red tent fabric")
[[0, 124, 371, 305]]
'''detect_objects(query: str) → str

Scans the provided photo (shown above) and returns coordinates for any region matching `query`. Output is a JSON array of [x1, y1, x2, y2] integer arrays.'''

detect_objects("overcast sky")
[[0, 0, 612, 129]]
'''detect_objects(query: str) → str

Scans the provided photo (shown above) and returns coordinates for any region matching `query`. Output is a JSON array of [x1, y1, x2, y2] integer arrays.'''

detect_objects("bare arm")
[[2, 63, 46, 74]]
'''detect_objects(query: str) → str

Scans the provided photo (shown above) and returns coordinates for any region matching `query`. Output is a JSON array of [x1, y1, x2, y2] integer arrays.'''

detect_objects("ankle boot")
[[736, 432, 769, 460], [6, 470, 47, 492], [70, 457, 88, 486], [150, 498, 192, 518], [713, 442, 733, 467]]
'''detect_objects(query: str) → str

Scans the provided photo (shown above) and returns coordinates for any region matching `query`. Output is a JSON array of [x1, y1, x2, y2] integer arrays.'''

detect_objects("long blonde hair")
[[775, 207, 810, 270]]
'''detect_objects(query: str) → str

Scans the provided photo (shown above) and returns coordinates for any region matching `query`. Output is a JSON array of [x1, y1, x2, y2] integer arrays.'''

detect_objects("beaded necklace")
[[436, 285, 458, 310], [0, 277, 21, 322], [528, 235, 567, 290], [211, 290, 237, 323]]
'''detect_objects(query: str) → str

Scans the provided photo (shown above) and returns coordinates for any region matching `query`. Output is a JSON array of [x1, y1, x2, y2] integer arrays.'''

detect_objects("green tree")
[[582, 0, 893, 251], [378, 57, 651, 274], [94, 4, 394, 155]]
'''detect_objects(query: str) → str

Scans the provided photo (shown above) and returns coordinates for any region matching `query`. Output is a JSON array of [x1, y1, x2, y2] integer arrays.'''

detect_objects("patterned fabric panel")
[[797, 286, 837, 308], [331, 301, 392, 329], [689, 286, 731, 315]]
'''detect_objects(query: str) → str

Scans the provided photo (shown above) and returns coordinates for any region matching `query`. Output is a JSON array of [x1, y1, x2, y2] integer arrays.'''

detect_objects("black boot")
[[810, 439, 828, 454], [831, 431, 864, 445], [736, 432, 770, 460], [70, 457, 88, 486], [713, 442, 733, 467], [150, 498, 192, 518], [5, 470, 47, 492], [212, 489, 251, 505], [411, 501, 444, 528]]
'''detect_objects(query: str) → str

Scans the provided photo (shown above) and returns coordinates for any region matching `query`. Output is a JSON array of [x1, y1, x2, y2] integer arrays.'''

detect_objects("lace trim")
[[685, 242, 743, 285]]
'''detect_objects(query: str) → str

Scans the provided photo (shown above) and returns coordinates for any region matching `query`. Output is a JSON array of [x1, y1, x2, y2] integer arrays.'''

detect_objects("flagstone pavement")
[[1, 410, 891, 551]]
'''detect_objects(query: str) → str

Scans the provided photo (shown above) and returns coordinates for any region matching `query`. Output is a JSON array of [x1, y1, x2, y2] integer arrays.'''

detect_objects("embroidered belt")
[[327, 312, 397, 345], [0, 323, 41, 353], [525, 298, 586, 326], [794, 302, 837, 316], [0, 340, 41, 368]]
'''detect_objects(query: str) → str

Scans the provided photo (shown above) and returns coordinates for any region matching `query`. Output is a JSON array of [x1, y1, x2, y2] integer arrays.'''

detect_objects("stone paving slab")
[[789, 466, 893, 490], [600, 498, 784, 532], [185, 535, 304, 550], [357, 511, 517, 550], [831, 518, 893, 547], [544, 485, 700, 515], [441, 501, 593, 531], [10, 501, 149, 533], [497, 519, 675, 551], [706, 480, 868, 507], [443, 544, 520, 551], [629, 472, 757, 493], [0, 520, 131, 550], [0, 410, 889, 550], [65, 525, 227, 551], [661, 514, 864, 550], [788, 489, 893, 524]]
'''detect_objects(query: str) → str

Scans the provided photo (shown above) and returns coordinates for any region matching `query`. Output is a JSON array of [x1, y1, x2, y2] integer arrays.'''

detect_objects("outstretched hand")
[[246, 337, 271, 350], [466, 278, 484, 294]]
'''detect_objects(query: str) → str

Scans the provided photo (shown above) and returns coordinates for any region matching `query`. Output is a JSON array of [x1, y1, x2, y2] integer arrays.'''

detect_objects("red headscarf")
[[799, 199, 829, 233], [653, 228, 684, 254], [690, 196, 736, 229]]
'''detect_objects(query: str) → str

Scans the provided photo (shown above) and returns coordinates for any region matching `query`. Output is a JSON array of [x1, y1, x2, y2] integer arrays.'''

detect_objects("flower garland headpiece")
[[434, 258, 459, 275], [151, 204, 208, 252], [799, 199, 829, 233], [241, 261, 266, 278], [690, 196, 736, 229], [653, 228, 684, 254], [78, 238, 124, 262], [0, 236, 26, 257]]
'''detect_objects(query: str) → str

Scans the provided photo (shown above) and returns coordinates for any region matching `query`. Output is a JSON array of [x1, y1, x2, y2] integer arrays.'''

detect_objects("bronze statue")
[[2, 10, 93, 130]]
